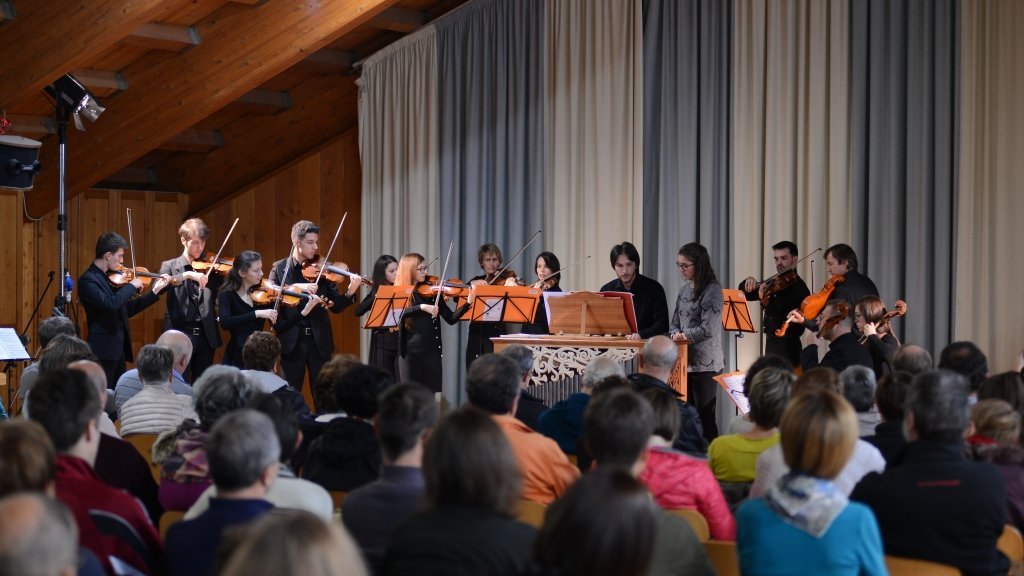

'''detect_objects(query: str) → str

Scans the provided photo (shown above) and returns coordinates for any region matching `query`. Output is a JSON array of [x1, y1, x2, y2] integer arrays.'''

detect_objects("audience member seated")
[[708, 368, 790, 485], [29, 369, 163, 575], [965, 399, 1024, 533], [538, 355, 623, 454], [303, 365, 393, 492], [533, 469, 658, 576], [166, 409, 279, 576], [638, 388, 734, 540], [728, 355, 794, 435], [862, 371, 912, 462], [219, 509, 368, 576], [891, 343, 933, 376], [114, 330, 194, 415], [154, 365, 253, 511], [17, 315, 77, 401], [573, 374, 637, 473], [382, 407, 536, 576], [851, 370, 1009, 576], [939, 340, 989, 397], [241, 332, 310, 417], [753, 368, 884, 498], [737, 390, 886, 576], [468, 354, 578, 504], [71, 359, 163, 523], [186, 394, 332, 522], [296, 354, 361, 470], [119, 345, 198, 436], [343, 383, 438, 574], [584, 388, 713, 575], [501, 344, 547, 430], [0, 493, 84, 576], [799, 299, 874, 373], [841, 365, 880, 436], [978, 371, 1024, 414], [0, 420, 106, 576], [629, 335, 706, 454], [23, 335, 96, 418]]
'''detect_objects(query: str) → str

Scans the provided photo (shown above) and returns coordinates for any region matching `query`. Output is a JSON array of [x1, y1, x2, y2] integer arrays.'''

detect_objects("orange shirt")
[[493, 414, 580, 504]]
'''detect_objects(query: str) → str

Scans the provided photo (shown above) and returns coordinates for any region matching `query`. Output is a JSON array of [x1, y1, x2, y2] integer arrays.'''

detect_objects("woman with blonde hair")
[[966, 399, 1024, 531], [737, 391, 886, 575]]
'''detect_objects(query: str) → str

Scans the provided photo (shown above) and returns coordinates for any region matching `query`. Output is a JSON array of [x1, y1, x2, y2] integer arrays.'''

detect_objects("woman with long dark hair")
[[354, 254, 400, 376], [670, 242, 724, 441], [218, 251, 282, 368], [522, 251, 563, 335], [394, 253, 462, 393]]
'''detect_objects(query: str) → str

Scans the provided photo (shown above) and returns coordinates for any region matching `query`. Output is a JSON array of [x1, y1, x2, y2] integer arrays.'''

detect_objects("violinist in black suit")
[[78, 232, 170, 388], [823, 243, 879, 312], [799, 300, 874, 373], [158, 218, 223, 382], [739, 241, 810, 366], [269, 220, 361, 394]]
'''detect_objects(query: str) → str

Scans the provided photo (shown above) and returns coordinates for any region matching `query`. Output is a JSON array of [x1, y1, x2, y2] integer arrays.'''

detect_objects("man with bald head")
[[0, 493, 79, 576], [114, 329, 194, 414], [629, 335, 707, 454]]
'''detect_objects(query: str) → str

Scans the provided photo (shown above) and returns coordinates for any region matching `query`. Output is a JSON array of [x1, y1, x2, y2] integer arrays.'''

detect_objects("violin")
[[759, 269, 798, 306], [107, 265, 178, 289], [300, 257, 374, 287], [249, 280, 333, 309], [488, 269, 522, 285], [190, 252, 234, 275], [532, 277, 558, 290], [859, 300, 907, 344], [819, 301, 850, 334], [416, 276, 471, 300], [775, 274, 846, 337]]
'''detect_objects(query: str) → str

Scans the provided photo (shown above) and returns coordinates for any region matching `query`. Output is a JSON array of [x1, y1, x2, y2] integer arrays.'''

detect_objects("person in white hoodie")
[[119, 345, 197, 436]]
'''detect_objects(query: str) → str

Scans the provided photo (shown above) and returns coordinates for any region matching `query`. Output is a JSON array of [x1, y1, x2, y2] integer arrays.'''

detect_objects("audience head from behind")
[[969, 399, 1021, 446], [37, 316, 77, 350], [640, 388, 681, 446], [207, 409, 280, 496], [533, 469, 657, 576], [938, 341, 988, 392], [193, 365, 253, 428], [376, 383, 438, 466], [743, 355, 795, 397], [748, 368, 794, 430], [248, 394, 300, 466], [978, 371, 1024, 413], [27, 369, 101, 460], [135, 344, 174, 384], [466, 354, 522, 415], [892, 344, 933, 376], [638, 336, 678, 381], [904, 370, 970, 444], [37, 335, 95, 375], [0, 420, 56, 496], [68, 359, 113, 415], [583, 355, 627, 393], [584, 388, 654, 476], [0, 493, 79, 576], [313, 354, 361, 415], [840, 365, 877, 413], [242, 331, 281, 373], [423, 407, 521, 517], [335, 365, 393, 420], [875, 372, 913, 423], [156, 329, 193, 374], [780, 391, 858, 481], [219, 509, 367, 576], [791, 367, 841, 397], [591, 375, 632, 397], [501, 345, 534, 388]]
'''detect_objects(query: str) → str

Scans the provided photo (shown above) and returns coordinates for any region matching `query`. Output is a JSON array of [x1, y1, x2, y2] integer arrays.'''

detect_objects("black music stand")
[[364, 286, 413, 329], [722, 289, 756, 371]]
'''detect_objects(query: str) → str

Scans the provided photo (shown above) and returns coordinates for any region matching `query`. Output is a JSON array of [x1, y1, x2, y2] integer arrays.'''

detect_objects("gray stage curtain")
[[436, 0, 546, 403], [849, 0, 959, 357]]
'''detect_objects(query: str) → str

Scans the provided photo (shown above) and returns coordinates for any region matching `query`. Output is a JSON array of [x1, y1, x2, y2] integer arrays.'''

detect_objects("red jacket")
[[639, 446, 736, 540]]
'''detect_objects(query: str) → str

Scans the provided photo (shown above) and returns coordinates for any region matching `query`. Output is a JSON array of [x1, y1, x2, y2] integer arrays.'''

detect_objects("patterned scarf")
[[765, 473, 847, 538]]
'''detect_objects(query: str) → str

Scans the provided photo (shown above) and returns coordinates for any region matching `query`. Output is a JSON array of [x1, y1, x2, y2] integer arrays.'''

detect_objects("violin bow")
[[125, 208, 139, 277], [489, 230, 542, 285], [435, 240, 456, 309], [273, 243, 296, 315], [204, 217, 240, 278], [313, 212, 347, 285], [757, 248, 821, 287], [534, 255, 591, 287]]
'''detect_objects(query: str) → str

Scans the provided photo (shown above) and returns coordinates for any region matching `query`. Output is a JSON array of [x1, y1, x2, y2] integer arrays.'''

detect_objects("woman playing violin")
[[854, 296, 900, 378], [396, 253, 463, 393], [353, 254, 400, 377], [521, 251, 563, 335]]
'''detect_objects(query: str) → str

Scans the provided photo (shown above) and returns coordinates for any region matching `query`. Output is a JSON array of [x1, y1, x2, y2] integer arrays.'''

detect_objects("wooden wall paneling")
[[149, 192, 187, 342], [73, 191, 114, 340], [320, 132, 363, 356], [0, 192, 20, 329], [120, 191, 152, 353]]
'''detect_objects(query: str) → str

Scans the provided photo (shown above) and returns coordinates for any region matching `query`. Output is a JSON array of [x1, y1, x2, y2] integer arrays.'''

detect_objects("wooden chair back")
[[517, 499, 547, 529], [703, 541, 739, 576], [121, 433, 161, 482], [885, 555, 961, 576], [159, 510, 186, 539], [667, 508, 710, 542], [998, 524, 1024, 576], [329, 490, 347, 511]]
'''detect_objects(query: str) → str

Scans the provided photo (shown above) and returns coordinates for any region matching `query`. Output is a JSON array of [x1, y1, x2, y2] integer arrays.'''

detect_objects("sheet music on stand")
[[713, 371, 750, 415], [0, 328, 31, 361]]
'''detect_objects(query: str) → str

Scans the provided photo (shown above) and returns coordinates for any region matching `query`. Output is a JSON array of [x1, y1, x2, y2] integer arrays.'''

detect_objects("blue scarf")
[[765, 473, 847, 538]]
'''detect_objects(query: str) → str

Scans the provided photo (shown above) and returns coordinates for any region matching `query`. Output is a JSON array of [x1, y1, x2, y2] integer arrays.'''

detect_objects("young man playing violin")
[[159, 218, 223, 382], [739, 241, 810, 366], [798, 300, 873, 373], [270, 220, 361, 398], [78, 231, 171, 388]]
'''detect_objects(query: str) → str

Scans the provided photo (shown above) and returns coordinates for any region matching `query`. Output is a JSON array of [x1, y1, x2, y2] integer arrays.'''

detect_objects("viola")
[[190, 252, 234, 275], [107, 265, 178, 289], [759, 270, 798, 306], [300, 257, 374, 287], [819, 301, 850, 334], [249, 280, 333, 309], [774, 274, 846, 337]]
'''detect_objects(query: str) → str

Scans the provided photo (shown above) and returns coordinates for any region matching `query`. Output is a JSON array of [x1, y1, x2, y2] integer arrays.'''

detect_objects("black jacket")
[[628, 373, 707, 455], [302, 417, 381, 492], [600, 273, 669, 338], [269, 257, 352, 356], [801, 332, 874, 373], [78, 263, 161, 362]]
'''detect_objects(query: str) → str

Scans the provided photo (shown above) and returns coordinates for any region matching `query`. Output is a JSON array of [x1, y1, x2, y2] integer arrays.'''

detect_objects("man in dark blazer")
[[159, 218, 222, 382], [269, 220, 360, 397], [599, 241, 669, 339], [799, 299, 873, 373], [77, 232, 170, 388]]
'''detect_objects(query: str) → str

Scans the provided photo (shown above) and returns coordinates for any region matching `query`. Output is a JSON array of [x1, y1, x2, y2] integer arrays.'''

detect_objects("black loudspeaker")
[[0, 135, 42, 191]]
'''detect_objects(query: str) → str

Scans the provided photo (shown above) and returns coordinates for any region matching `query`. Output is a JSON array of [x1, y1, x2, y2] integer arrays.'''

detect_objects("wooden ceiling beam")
[[297, 49, 356, 73], [0, 0, 178, 109], [70, 69, 129, 92], [230, 89, 292, 115], [157, 74, 358, 214], [123, 23, 201, 52], [370, 6, 427, 33], [26, 0, 400, 216], [161, 129, 224, 153], [1, 114, 55, 136]]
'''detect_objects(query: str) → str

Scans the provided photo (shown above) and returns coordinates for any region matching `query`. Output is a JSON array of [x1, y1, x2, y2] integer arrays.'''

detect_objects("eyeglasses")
[[416, 266, 428, 272], [676, 262, 694, 270]]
